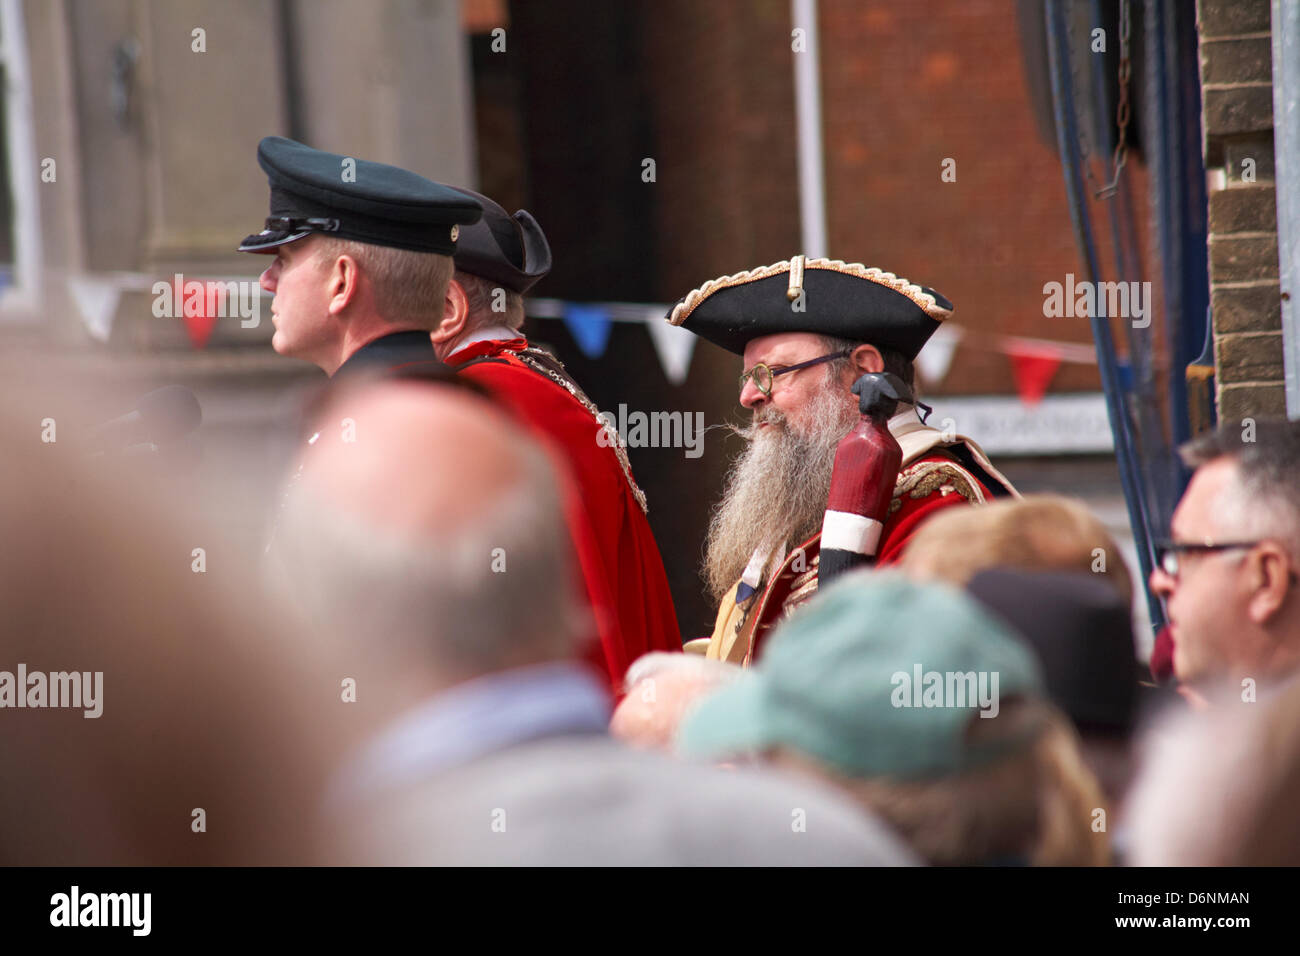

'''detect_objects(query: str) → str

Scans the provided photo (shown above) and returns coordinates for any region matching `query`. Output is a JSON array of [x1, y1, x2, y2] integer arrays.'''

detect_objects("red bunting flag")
[[176, 278, 224, 349], [1007, 343, 1063, 406]]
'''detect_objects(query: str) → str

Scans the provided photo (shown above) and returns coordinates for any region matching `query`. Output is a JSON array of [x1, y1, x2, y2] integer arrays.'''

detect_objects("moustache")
[[729, 407, 787, 441]]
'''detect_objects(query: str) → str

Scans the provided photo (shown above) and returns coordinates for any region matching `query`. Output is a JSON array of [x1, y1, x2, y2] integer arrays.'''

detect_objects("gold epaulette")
[[887, 458, 987, 516]]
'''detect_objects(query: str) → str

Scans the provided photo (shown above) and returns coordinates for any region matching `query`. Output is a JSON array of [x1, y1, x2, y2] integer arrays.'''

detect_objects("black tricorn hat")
[[666, 256, 953, 359], [238, 136, 482, 256], [448, 187, 552, 294]]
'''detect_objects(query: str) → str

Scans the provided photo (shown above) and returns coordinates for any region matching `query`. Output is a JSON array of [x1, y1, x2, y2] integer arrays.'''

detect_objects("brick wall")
[[637, 0, 1157, 397], [816, 0, 1154, 396], [639, 0, 801, 301], [1198, 0, 1287, 418]]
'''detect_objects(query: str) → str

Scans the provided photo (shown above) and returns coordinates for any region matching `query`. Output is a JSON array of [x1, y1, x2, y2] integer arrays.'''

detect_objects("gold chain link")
[[515, 349, 650, 516]]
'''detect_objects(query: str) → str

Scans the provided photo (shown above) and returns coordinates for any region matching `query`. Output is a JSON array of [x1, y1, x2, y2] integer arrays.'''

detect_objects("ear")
[[1246, 541, 1293, 626], [431, 278, 470, 348], [325, 253, 360, 316], [850, 344, 884, 377]]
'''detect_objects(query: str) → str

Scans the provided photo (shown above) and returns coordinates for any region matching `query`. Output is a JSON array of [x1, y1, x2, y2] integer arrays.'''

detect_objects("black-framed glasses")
[[263, 216, 341, 235], [1155, 539, 1261, 578], [739, 350, 851, 398]]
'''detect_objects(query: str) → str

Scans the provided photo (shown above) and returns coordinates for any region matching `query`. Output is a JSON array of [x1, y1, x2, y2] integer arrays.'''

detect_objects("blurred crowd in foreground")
[[2, 354, 1298, 867], [3, 136, 1299, 868]]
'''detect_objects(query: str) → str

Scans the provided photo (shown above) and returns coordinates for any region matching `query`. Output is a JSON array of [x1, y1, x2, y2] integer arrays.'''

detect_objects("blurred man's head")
[[1148, 420, 1300, 692], [679, 573, 1109, 865], [611, 653, 743, 750], [1126, 681, 1300, 865], [0, 366, 348, 864], [271, 379, 586, 710], [965, 568, 1141, 806], [901, 493, 1134, 606]]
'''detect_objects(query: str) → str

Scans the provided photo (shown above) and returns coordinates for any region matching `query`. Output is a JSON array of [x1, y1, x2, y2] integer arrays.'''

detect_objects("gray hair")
[[313, 237, 453, 329], [454, 270, 526, 333], [819, 335, 917, 395], [1180, 419, 1300, 555], [269, 436, 584, 675]]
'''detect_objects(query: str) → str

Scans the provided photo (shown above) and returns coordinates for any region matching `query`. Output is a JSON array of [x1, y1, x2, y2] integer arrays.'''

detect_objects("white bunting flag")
[[645, 309, 697, 386], [68, 276, 123, 343], [915, 322, 964, 387]]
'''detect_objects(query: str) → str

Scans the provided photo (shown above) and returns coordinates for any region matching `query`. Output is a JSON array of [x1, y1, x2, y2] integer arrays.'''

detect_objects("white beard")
[[703, 388, 859, 603]]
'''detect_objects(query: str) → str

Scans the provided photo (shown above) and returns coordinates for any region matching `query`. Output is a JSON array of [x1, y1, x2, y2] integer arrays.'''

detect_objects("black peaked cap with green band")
[[238, 136, 483, 256], [666, 256, 954, 360]]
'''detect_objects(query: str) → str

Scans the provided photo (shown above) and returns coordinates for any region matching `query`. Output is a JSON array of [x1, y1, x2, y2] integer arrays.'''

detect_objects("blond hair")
[[776, 699, 1110, 866], [900, 493, 1133, 605], [314, 237, 453, 329]]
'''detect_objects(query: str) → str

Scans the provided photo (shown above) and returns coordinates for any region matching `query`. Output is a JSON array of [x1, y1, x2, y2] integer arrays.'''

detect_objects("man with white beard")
[[666, 256, 1018, 664]]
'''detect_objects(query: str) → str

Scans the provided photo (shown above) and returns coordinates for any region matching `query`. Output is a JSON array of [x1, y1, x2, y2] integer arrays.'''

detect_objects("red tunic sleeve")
[[876, 454, 997, 565]]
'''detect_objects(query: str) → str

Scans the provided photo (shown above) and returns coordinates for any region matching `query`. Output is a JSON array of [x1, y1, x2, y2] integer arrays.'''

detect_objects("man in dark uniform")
[[428, 189, 682, 692], [666, 256, 1018, 664], [241, 136, 482, 556], [238, 136, 482, 377]]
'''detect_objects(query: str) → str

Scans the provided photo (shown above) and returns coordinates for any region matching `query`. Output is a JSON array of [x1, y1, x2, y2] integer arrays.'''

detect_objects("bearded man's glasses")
[[739, 350, 851, 398]]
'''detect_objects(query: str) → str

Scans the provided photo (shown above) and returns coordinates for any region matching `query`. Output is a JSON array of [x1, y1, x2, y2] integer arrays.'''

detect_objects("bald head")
[[299, 381, 531, 538], [611, 653, 743, 751], [271, 379, 585, 694]]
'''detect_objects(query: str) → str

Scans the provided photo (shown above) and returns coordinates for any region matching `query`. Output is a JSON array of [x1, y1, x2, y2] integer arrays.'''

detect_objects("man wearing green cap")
[[666, 257, 1017, 665], [678, 572, 1108, 866]]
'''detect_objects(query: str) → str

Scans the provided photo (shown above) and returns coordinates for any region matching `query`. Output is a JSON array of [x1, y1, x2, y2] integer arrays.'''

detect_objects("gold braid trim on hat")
[[667, 257, 953, 327]]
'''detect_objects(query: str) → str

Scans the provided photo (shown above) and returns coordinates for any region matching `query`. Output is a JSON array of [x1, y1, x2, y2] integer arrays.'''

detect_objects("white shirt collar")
[[447, 324, 522, 359], [888, 402, 927, 437]]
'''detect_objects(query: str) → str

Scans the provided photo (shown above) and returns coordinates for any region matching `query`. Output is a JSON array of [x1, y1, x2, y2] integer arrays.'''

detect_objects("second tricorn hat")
[[448, 187, 552, 294], [666, 256, 953, 359]]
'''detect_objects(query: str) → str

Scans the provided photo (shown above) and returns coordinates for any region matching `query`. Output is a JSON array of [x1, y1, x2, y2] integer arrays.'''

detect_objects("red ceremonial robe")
[[448, 336, 682, 692]]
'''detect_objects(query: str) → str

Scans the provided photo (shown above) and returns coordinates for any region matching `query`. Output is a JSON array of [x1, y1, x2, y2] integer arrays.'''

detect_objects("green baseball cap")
[[678, 572, 1045, 780]]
